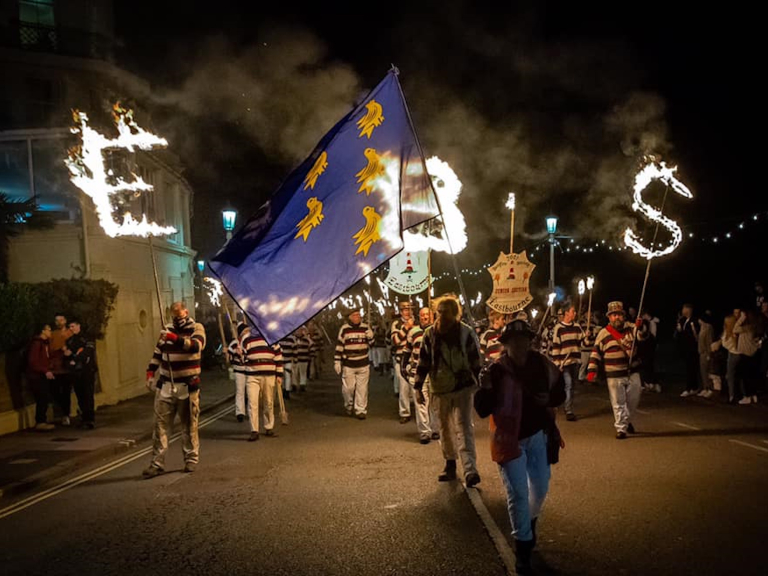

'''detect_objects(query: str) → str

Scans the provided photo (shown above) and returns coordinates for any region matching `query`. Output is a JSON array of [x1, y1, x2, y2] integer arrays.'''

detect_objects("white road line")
[[464, 485, 517, 574], [636, 409, 651, 415], [671, 421, 701, 431], [0, 405, 232, 520], [729, 440, 768, 454]]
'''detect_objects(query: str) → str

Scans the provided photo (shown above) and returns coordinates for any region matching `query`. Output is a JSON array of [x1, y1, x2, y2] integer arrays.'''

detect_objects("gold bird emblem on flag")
[[355, 148, 386, 195], [294, 197, 324, 242], [352, 206, 382, 256], [303, 151, 328, 191], [356, 100, 384, 139]]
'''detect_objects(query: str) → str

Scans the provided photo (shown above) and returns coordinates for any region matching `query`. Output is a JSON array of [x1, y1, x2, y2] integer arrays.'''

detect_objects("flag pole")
[[393, 69, 477, 329]]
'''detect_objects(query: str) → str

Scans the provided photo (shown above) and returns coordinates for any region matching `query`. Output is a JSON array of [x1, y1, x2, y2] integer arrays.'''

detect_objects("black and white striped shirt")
[[335, 323, 374, 368]]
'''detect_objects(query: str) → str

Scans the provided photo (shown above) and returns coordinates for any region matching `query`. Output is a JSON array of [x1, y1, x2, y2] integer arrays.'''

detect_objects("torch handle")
[[148, 235, 175, 387]]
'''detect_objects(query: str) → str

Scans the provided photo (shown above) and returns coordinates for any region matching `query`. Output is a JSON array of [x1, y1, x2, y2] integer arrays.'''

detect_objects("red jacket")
[[27, 336, 52, 378]]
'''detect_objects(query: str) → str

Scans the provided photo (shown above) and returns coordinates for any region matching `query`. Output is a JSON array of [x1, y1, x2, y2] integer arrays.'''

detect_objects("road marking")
[[671, 421, 701, 431], [464, 485, 517, 574], [0, 405, 232, 520], [729, 440, 768, 454], [636, 409, 651, 415], [8, 459, 37, 465], [762, 440, 768, 445]]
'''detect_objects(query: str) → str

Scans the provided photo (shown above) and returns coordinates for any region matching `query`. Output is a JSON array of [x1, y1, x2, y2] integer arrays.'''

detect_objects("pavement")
[[1, 368, 767, 575], [0, 370, 235, 500]]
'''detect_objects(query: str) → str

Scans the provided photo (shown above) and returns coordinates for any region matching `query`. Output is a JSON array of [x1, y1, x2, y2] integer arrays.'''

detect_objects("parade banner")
[[384, 250, 430, 295], [486, 251, 535, 314]]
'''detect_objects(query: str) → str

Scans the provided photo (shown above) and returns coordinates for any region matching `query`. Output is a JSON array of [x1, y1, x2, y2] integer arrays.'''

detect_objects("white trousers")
[[297, 361, 308, 388], [283, 363, 295, 392], [414, 381, 440, 438], [606, 373, 642, 433], [246, 374, 275, 432], [234, 371, 247, 416], [434, 386, 478, 476], [342, 365, 370, 415], [372, 347, 387, 367], [395, 362, 412, 417]]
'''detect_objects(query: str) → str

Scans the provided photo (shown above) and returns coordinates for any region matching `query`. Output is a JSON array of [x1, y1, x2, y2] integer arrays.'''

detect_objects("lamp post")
[[196, 260, 205, 273], [222, 207, 238, 241], [546, 215, 558, 291]]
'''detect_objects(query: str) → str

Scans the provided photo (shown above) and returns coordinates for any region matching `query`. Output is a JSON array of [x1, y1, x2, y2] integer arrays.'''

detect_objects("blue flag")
[[210, 70, 439, 344]]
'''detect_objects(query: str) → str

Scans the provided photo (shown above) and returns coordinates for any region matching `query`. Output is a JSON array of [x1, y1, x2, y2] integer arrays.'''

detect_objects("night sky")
[[114, 2, 764, 321]]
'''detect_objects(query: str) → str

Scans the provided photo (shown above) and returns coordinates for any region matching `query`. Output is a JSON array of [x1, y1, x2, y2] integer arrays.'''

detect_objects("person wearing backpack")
[[587, 302, 645, 439], [26, 323, 56, 431], [414, 295, 482, 487]]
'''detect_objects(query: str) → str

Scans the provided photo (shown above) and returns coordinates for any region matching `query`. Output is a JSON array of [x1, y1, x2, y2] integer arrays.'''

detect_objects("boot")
[[514, 538, 535, 575], [531, 517, 538, 548], [438, 459, 457, 482]]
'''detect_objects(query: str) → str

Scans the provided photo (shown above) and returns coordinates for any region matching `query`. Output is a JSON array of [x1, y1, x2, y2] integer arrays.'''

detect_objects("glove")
[[587, 372, 597, 383], [415, 389, 426, 405], [334, 361, 342, 375], [145, 371, 157, 392], [162, 331, 179, 343], [635, 318, 643, 328]]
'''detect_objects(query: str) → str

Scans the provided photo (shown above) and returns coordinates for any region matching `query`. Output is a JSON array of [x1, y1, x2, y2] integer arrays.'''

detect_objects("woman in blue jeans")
[[475, 319, 566, 575]]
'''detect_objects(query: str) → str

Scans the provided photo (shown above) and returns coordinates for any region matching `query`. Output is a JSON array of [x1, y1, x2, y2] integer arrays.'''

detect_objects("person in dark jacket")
[[26, 324, 56, 431], [475, 318, 566, 575], [64, 320, 98, 429]]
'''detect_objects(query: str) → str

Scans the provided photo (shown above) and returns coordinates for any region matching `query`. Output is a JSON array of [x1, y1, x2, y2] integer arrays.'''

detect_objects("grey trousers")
[[151, 389, 200, 469]]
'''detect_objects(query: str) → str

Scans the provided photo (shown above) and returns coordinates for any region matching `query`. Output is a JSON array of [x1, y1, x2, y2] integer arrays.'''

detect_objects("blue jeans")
[[562, 364, 578, 414], [497, 430, 551, 542]]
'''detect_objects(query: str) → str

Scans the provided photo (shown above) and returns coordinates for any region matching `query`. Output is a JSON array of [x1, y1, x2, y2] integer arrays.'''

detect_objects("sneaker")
[[142, 465, 163, 479], [431, 432, 440, 440], [616, 431, 627, 440], [34, 422, 55, 431], [248, 431, 260, 442], [465, 472, 481, 488], [82, 421, 95, 430], [566, 412, 577, 422], [345, 409, 353, 417], [438, 461, 457, 482], [697, 390, 708, 397], [752, 395, 758, 404], [738, 396, 752, 405], [356, 413, 367, 420], [237, 414, 244, 423], [419, 436, 430, 445], [654, 384, 662, 393], [680, 390, 695, 398], [184, 462, 197, 473], [265, 429, 276, 437], [627, 423, 636, 434], [61, 416, 71, 426], [705, 390, 715, 398], [399, 416, 411, 424]]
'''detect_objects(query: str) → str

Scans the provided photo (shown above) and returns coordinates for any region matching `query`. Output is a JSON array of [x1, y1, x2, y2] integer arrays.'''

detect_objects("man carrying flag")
[[209, 68, 439, 346], [335, 309, 375, 419]]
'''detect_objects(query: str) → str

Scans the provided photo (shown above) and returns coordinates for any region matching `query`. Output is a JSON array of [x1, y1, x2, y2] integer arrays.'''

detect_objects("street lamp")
[[197, 260, 205, 273], [222, 208, 237, 241], [546, 215, 558, 290]]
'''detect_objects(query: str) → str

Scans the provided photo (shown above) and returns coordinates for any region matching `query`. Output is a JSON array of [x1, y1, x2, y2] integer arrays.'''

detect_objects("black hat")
[[499, 319, 535, 343]]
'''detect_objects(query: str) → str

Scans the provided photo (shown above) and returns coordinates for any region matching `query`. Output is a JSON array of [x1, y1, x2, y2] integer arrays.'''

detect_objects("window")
[[32, 138, 79, 221], [19, 0, 55, 27], [0, 140, 31, 202], [19, 1, 57, 51]]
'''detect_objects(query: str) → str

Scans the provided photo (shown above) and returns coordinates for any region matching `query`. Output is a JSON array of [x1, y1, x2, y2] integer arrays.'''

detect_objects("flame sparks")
[[623, 161, 693, 260], [403, 156, 468, 254], [65, 105, 177, 238], [203, 277, 224, 307]]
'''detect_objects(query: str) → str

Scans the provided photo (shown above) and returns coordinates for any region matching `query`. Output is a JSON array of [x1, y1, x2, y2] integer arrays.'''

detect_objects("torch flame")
[[65, 105, 177, 238], [506, 193, 516, 211], [547, 292, 556, 307], [578, 280, 585, 295], [203, 277, 224, 307], [587, 276, 595, 290]]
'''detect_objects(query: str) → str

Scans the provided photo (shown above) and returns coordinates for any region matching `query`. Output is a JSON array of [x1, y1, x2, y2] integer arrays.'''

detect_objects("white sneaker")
[[680, 390, 693, 398], [654, 384, 662, 393], [738, 397, 752, 405], [697, 390, 708, 397], [61, 416, 71, 426], [752, 395, 758, 404]]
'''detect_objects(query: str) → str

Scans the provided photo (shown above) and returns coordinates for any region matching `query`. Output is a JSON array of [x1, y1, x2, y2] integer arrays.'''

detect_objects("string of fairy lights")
[[431, 209, 768, 281]]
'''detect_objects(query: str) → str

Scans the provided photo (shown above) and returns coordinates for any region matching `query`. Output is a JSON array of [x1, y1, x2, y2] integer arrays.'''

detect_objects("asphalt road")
[[1, 372, 766, 576]]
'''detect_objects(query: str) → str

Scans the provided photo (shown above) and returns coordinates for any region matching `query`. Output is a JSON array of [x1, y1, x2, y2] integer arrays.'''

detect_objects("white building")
[[0, 0, 197, 434]]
